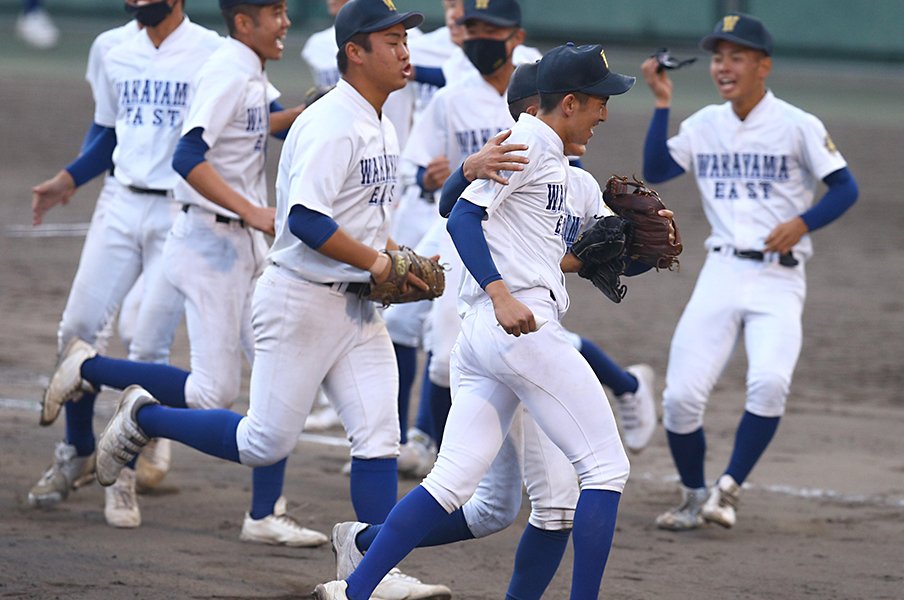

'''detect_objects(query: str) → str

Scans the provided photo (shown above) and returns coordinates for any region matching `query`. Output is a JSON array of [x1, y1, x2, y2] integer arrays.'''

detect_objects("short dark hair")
[[507, 95, 538, 121], [336, 32, 373, 75], [221, 4, 262, 37], [538, 90, 590, 113]]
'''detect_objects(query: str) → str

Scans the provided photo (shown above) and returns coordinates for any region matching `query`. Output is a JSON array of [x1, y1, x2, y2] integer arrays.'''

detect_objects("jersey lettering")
[[117, 79, 190, 129], [545, 184, 567, 212], [696, 152, 789, 181], [559, 212, 583, 248], [454, 127, 504, 158], [246, 106, 267, 133], [359, 154, 399, 186]]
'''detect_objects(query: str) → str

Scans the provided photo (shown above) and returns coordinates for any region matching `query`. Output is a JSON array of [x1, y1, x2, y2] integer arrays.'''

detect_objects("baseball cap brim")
[[456, 14, 519, 27], [700, 33, 770, 54], [579, 71, 636, 97], [358, 11, 424, 36]]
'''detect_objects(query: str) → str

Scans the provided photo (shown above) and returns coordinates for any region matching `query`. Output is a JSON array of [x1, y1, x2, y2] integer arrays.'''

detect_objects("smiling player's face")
[[568, 94, 608, 146], [246, 1, 291, 62], [709, 40, 771, 105]]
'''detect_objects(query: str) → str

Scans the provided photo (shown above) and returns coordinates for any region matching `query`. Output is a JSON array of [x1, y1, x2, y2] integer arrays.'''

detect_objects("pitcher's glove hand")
[[603, 174, 682, 270], [368, 247, 445, 307], [571, 215, 633, 303]]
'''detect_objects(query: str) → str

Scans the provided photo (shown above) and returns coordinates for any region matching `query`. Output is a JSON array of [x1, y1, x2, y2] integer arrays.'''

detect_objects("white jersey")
[[85, 20, 140, 103], [269, 79, 399, 282], [407, 25, 458, 116], [301, 26, 340, 88], [176, 37, 275, 218], [94, 17, 222, 190], [458, 113, 569, 315], [404, 71, 514, 172], [441, 44, 542, 86], [561, 166, 613, 251], [668, 90, 847, 260]]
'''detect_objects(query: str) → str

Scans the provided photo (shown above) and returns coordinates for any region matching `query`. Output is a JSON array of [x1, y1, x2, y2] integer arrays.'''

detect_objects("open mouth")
[[402, 64, 412, 78], [275, 36, 285, 51]]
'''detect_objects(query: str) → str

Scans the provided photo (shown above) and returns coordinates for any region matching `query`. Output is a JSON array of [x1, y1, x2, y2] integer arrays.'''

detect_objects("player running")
[[642, 13, 859, 530]]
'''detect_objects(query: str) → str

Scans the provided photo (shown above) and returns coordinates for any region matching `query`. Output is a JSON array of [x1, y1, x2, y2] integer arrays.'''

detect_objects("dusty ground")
[[1, 16, 903, 600]]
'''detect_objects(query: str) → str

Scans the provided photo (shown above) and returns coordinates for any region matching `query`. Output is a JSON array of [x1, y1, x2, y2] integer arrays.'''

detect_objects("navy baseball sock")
[[355, 507, 473, 552], [427, 383, 451, 448], [578, 337, 637, 396], [345, 486, 448, 600], [666, 427, 706, 489], [394, 343, 417, 444], [725, 411, 780, 485], [250, 458, 287, 519], [413, 353, 435, 439], [569, 489, 620, 600], [136, 405, 241, 463], [349, 457, 398, 524], [506, 525, 571, 600], [81, 355, 189, 408], [64, 392, 96, 457]]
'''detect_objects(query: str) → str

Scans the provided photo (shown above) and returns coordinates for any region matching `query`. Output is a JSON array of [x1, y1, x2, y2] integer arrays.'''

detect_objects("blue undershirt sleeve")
[[288, 203, 340, 250], [568, 157, 584, 170], [79, 122, 107, 155], [800, 167, 858, 232], [172, 127, 209, 180], [64, 125, 116, 187], [413, 65, 446, 88], [415, 165, 432, 195], [643, 108, 685, 183], [447, 199, 502, 289], [269, 100, 290, 140], [439, 165, 470, 218]]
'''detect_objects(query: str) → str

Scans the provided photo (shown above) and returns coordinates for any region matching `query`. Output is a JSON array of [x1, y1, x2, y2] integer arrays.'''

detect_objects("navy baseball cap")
[[700, 13, 773, 56], [335, 0, 424, 48], [457, 0, 521, 27], [537, 43, 635, 97], [507, 61, 539, 104], [219, 0, 282, 8]]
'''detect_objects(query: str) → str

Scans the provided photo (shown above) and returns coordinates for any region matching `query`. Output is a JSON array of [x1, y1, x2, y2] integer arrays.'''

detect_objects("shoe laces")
[[272, 513, 306, 532], [617, 393, 640, 428], [384, 568, 423, 584]]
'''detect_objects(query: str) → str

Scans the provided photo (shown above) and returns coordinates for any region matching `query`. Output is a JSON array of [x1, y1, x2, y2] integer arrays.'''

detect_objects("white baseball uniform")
[[58, 17, 221, 361], [300, 25, 341, 88], [661, 90, 847, 433], [236, 79, 401, 466], [422, 112, 629, 515]]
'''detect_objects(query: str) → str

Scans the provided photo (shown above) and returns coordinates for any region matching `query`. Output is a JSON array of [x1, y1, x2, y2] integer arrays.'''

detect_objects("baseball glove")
[[367, 247, 445, 307], [602, 174, 682, 269], [571, 215, 633, 304]]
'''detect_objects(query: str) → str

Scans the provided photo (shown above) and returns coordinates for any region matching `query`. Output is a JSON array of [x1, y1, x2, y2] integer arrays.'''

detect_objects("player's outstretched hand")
[[641, 57, 673, 107], [462, 129, 529, 186], [423, 155, 452, 192], [764, 216, 808, 254], [32, 170, 76, 226], [244, 205, 276, 236], [486, 280, 536, 337]]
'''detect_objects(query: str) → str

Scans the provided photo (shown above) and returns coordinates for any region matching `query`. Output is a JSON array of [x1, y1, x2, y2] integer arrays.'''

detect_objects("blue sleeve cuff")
[[288, 203, 339, 249], [642, 108, 684, 183], [447, 199, 501, 289], [568, 157, 584, 170], [269, 100, 290, 140], [413, 65, 446, 88], [800, 167, 858, 232], [624, 260, 654, 276], [439, 165, 470, 218], [65, 125, 116, 187], [79, 122, 107, 156], [172, 127, 209, 180]]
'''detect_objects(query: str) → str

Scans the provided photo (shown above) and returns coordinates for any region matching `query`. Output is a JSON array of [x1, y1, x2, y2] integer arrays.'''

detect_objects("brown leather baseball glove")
[[367, 247, 445, 307], [602, 175, 682, 269]]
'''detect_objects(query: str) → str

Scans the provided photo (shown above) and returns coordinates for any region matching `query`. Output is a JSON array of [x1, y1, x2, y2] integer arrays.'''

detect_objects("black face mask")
[[133, 1, 172, 27], [124, 2, 138, 16], [463, 37, 510, 75]]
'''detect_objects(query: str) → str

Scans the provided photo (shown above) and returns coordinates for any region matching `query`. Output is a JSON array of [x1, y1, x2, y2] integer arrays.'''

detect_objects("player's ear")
[[510, 28, 525, 47], [757, 54, 772, 79], [561, 93, 578, 116]]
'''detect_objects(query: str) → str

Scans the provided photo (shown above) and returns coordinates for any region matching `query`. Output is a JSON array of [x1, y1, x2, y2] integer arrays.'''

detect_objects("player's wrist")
[[368, 251, 391, 280]]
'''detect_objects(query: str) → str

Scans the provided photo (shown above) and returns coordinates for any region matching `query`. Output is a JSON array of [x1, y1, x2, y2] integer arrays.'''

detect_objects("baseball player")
[[39, 1, 328, 543], [29, 0, 222, 527], [314, 42, 637, 600], [642, 13, 859, 530], [91, 1, 450, 597]]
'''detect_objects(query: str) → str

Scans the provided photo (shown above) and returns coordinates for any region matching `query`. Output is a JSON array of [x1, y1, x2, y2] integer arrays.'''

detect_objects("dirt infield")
[[1, 17, 903, 600]]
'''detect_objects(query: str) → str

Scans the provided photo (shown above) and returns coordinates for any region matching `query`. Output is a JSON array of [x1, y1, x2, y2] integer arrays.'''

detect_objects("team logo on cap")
[[600, 48, 609, 69], [382, 0, 397, 11], [722, 15, 740, 32], [476, 0, 490, 9]]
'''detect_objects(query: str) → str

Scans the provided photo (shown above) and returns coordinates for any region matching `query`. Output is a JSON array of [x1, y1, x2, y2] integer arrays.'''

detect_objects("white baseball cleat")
[[240, 512, 328, 547], [16, 8, 59, 49], [655, 485, 708, 531], [41, 338, 98, 426], [135, 438, 171, 491], [701, 474, 741, 528], [95, 385, 158, 486], [313, 580, 350, 600], [375, 569, 452, 600], [104, 466, 141, 528], [615, 364, 657, 453], [332, 521, 368, 579], [27, 441, 95, 507], [397, 428, 437, 479]]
